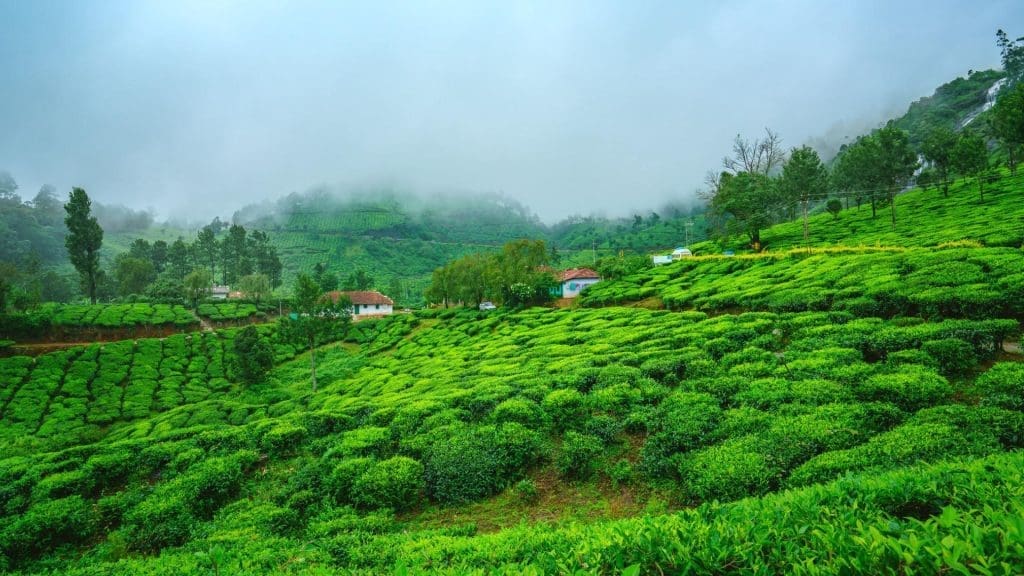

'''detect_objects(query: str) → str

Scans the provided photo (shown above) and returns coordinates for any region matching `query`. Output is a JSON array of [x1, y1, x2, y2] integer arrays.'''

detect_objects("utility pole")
[[802, 196, 809, 242]]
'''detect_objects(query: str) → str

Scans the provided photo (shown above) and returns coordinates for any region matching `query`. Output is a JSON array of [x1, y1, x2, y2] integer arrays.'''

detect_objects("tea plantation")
[[580, 246, 1024, 318], [1, 301, 1023, 574], [701, 168, 1024, 252]]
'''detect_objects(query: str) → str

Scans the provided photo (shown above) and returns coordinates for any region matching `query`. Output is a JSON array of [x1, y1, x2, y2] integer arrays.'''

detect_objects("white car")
[[479, 301, 497, 311]]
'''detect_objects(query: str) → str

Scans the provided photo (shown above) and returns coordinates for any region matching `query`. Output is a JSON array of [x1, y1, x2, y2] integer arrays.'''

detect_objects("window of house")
[[375, 304, 380, 309]]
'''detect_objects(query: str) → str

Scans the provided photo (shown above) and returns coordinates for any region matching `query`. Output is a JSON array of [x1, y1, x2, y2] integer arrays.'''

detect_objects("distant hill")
[[229, 189, 707, 304], [891, 68, 1005, 147]]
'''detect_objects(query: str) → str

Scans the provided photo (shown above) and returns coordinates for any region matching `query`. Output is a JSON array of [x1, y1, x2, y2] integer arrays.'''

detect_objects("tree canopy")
[[64, 188, 104, 304]]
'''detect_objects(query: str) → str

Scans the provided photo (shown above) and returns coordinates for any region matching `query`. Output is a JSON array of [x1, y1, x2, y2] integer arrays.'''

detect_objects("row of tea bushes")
[[37, 302, 199, 328], [9, 446, 1024, 574], [197, 302, 261, 322], [1, 307, 1021, 572], [580, 246, 1024, 320], [1, 332, 239, 454]]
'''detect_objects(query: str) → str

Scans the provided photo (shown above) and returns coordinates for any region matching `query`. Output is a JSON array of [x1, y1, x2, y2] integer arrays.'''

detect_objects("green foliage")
[[233, 325, 274, 384], [892, 68, 1004, 147], [920, 338, 976, 375], [696, 166, 1024, 252], [953, 130, 990, 200], [976, 362, 1024, 411], [855, 366, 952, 412], [541, 389, 587, 431], [582, 246, 1024, 321], [351, 456, 425, 511], [556, 431, 603, 480], [64, 187, 104, 304], [426, 238, 555, 308], [425, 424, 543, 504], [991, 81, 1024, 174], [513, 478, 539, 504]]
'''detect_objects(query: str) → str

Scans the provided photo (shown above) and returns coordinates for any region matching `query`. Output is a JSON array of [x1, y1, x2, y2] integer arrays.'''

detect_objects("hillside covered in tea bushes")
[[2, 299, 1023, 573]]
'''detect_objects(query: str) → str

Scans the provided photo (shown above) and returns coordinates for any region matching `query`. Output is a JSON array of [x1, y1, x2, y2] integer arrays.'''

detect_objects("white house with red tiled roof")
[[325, 290, 394, 319], [553, 268, 601, 298]]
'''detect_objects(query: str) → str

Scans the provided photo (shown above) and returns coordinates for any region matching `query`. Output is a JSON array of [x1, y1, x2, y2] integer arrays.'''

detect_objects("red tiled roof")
[[325, 290, 394, 306], [560, 268, 601, 281]]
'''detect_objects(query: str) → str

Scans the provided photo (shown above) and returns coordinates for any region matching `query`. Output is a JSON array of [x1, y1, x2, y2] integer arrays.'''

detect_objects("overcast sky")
[[1, 1, 1020, 222]]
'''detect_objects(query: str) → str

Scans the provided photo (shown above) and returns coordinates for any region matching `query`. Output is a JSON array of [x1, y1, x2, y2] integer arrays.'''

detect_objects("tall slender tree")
[[279, 274, 351, 393], [779, 146, 829, 242], [875, 124, 919, 230], [991, 82, 1024, 175], [921, 127, 958, 196], [64, 187, 104, 304], [195, 226, 219, 282], [953, 131, 990, 201]]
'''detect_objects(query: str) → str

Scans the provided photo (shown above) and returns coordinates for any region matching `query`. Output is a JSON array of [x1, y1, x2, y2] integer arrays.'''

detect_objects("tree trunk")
[[979, 177, 984, 202], [89, 271, 97, 304], [870, 196, 876, 219], [802, 198, 809, 242], [889, 189, 897, 231]]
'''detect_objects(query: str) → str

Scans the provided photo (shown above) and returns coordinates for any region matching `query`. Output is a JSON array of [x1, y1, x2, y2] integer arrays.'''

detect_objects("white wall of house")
[[561, 278, 600, 298], [351, 303, 394, 317]]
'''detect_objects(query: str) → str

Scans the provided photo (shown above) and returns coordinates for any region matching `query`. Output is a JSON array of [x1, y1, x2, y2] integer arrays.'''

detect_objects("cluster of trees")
[[108, 221, 283, 306], [20, 185, 284, 310], [704, 130, 831, 247], [426, 239, 556, 308], [705, 30, 1024, 251], [310, 263, 375, 293]]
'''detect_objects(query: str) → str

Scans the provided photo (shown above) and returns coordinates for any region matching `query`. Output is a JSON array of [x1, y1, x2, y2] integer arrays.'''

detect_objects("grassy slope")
[[697, 168, 1024, 253], [584, 169, 1024, 316], [2, 306, 1023, 573]]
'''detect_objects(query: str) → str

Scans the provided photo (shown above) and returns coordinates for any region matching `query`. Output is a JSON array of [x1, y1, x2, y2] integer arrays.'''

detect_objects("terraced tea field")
[[1, 305, 1021, 574]]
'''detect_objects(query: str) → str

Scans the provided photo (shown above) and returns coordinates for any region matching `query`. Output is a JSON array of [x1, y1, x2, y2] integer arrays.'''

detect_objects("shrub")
[[921, 338, 977, 375], [542, 389, 587, 431], [32, 470, 93, 501], [513, 479, 539, 504], [262, 424, 307, 456], [326, 458, 375, 505], [425, 430, 499, 505], [232, 326, 275, 384], [606, 459, 633, 488], [556, 432, 603, 480], [788, 422, 1001, 487], [182, 452, 254, 518], [0, 495, 97, 567], [680, 438, 778, 502], [425, 424, 543, 505], [584, 414, 624, 446], [639, 355, 688, 385], [352, 456, 425, 512], [976, 363, 1024, 411], [639, 392, 721, 477], [856, 367, 952, 412], [490, 397, 545, 428], [886, 348, 939, 369], [124, 494, 195, 552]]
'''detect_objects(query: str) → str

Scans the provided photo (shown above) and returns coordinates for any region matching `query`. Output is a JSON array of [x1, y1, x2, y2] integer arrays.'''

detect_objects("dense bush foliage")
[[583, 245, 1024, 320], [36, 302, 197, 328], [0, 301, 1020, 573]]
